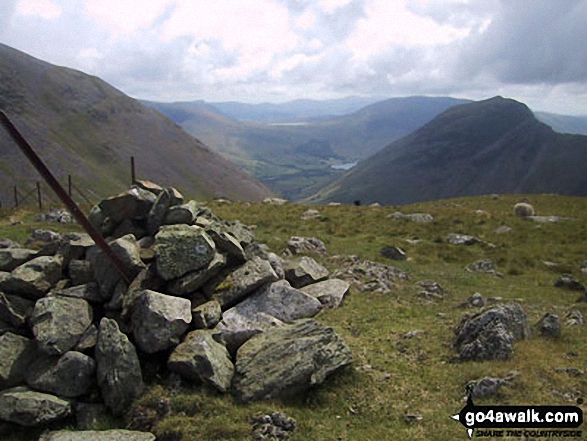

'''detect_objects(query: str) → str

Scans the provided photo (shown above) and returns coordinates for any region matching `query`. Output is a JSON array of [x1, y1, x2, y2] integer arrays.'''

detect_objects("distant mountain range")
[[308, 97, 587, 205], [0, 44, 272, 206]]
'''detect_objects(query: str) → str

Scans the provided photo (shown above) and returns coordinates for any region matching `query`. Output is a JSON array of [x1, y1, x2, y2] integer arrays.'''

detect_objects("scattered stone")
[[330, 255, 408, 294], [389, 212, 434, 223], [554, 273, 585, 291], [466, 372, 519, 399], [251, 412, 296, 440], [233, 319, 353, 402], [416, 280, 445, 300], [514, 202, 535, 217], [192, 300, 222, 329], [301, 278, 350, 309], [403, 414, 423, 423], [555, 367, 585, 377], [40, 430, 156, 441], [455, 303, 531, 361], [300, 209, 322, 220], [528, 216, 572, 223], [564, 310, 584, 326], [458, 293, 485, 309], [0, 387, 71, 426], [131, 290, 192, 353], [29, 229, 62, 244], [581, 261, 587, 275], [36, 209, 74, 224], [31, 296, 93, 355], [537, 313, 561, 338], [447, 234, 481, 246], [402, 329, 425, 339], [380, 246, 407, 261], [2, 255, 63, 299], [285, 236, 327, 256], [0, 248, 37, 272], [95, 318, 144, 416], [263, 198, 288, 205], [0, 293, 35, 328], [168, 330, 234, 392], [284, 256, 329, 289], [0, 333, 37, 388], [466, 259, 503, 278], [494, 225, 512, 234]]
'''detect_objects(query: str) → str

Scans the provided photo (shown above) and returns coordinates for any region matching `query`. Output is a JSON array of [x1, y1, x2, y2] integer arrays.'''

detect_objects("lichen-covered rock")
[[68, 260, 95, 286], [0, 386, 71, 426], [454, 303, 530, 361], [51, 282, 102, 304], [40, 429, 156, 441], [2, 256, 63, 299], [300, 279, 350, 309], [166, 253, 226, 296], [466, 259, 503, 278], [98, 187, 156, 223], [131, 290, 192, 353], [25, 351, 95, 398], [233, 319, 353, 402], [0, 248, 37, 272], [0, 292, 35, 328], [192, 300, 222, 329], [95, 318, 144, 416], [31, 296, 92, 355], [0, 333, 37, 389], [214, 312, 284, 355], [447, 234, 481, 246], [168, 330, 234, 392], [537, 313, 561, 338], [284, 256, 329, 289], [286, 236, 327, 256], [147, 188, 175, 235], [155, 225, 216, 281], [164, 200, 200, 225]]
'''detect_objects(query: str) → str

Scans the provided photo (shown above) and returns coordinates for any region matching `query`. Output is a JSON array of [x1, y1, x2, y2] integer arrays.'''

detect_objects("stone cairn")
[[0, 180, 353, 435]]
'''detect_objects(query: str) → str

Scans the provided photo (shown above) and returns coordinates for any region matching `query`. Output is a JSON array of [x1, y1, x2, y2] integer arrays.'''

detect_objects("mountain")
[[0, 44, 272, 206], [144, 96, 469, 200], [535, 111, 587, 135], [308, 97, 587, 205]]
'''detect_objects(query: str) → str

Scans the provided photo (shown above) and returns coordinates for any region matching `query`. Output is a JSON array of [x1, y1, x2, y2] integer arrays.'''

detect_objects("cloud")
[[17, 0, 62, 20]]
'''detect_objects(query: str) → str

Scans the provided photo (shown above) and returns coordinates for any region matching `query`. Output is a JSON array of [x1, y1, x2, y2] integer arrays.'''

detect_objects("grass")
[[1, 194, 587, 440]]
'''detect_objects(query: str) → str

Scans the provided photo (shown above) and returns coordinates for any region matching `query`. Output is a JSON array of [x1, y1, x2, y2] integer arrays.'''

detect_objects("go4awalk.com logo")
[[451, 395, 583, 438]]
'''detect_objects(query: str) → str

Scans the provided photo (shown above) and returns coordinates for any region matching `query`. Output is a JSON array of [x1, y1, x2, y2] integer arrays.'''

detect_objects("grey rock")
[[468, 293, 485, 308], [0, 239, 21, 249], [147, 188, 174, 235], [455, 303, 530, 361], [166, 252, 226, 296], [330, 255, 408, 294], [0, 292, 35, 328], [95, 318, 144, 416], [168, 330, 234, 392], [301, 209, 322, 220], [31, 296, 93, 355], [210, 257, 279, 308], [528, 215, 571, 223], [494, 225, 512, 234], [224, 220, 255, 247], [263, 197, 288, 205], [581, 261, 587, 275], [2, 256, 63, 299], [233, 319, 353, 402], [40, 430, 156, 441], [284, 256, 329, 289], [134, 179, 164, 195], [88, 205, 117, 237], [554, 273, 585, 291], [537, 313, 561, 338], [132, 290, 192, 353], [155, 225, 216, 281], [51, 283, 101, 304], [25, 351, 95, 398], [0, 333, 37, 388], [29, 229, 62, 244], [301, 279, 350, 309], [564, 310, 584, 326], [74, 324, 98, 352], [380, 246, 407, 261], [98, 187, 156, 223], [111, 219, 147, 241], [214, 312, 284, 355], [267, 252, 285, 280], [121, 266, 165, 319], [417, 280, 445, 300], [466, 259, 503, 278], [68, 260, 95, 286], [467, 377, 508, 399], [192, 300, 222, 329], [74, 402, 108, 430], [388, 212, 434, 223], [514, 202, 535, 217], [286, 236, 327, 256], [164, 200, 199, 225], [208, 230, 246, 262], [0, 387, 71, 426], [447, 234, 481, 246], [0, 248, 37, 272], [252, 412, 296, 440]]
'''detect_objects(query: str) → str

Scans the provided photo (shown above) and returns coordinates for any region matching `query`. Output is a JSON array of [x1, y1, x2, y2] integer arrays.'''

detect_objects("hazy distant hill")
[[144, 96, 469, 199], [309, 97, 587, 205], [535, 111, 587, 135], [0, 44, 272, 206]]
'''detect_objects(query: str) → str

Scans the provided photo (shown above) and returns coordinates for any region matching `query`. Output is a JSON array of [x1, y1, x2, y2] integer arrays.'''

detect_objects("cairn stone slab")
[[3, 256, 63, 299], [51, 282, 101, 304], [208, 230, 246, 262], [0, 387, 71, 426], [98, 187, 156, 223], [192, 300, 222, 329], [214, 312, 284, 355], [155, 225, 216, 281], [0, 333, 37, 388], [168, 330, 234, 392], [0, 248, 37, 272], [0, 292, 35, 328], [96, 318, 144, 416], [301, 279, 350, 309], [31, 296, 93, 355], [88, 205, 117, 237], [233, 319, 353, 402], [284, 256, 329, 289], [454, 303, 530, 361], [164, 200, 199, 225], [147, 188, 174, 235], [41, 430, 156, 441], [132, 290, 192, 353], [68, 260, 94, 286], [211, 257, 279, 308], [25, 351, 96, 398], [167, 252, 226, 296]]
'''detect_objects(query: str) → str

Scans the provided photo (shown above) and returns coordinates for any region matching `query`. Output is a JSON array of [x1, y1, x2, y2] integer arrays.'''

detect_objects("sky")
[[1, 0, 586, 115]]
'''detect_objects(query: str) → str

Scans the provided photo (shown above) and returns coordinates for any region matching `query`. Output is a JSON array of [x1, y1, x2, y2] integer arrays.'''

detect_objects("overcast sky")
[[1, 0, 586, 115]]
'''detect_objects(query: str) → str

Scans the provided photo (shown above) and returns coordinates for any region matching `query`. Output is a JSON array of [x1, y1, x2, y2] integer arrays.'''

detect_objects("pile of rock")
[[329, 255, 409, 294], [0, 181, 353, 432]]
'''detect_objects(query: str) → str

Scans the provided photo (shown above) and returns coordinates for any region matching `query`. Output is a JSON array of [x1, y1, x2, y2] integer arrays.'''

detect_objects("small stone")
[[380, 246, 407, 261], [554, 273, 585, 291], [537, 313, 561, 338], [284, 256, 329, 289], [564, 310, 584, 326], [447, 234, 481, 246], [286, 236, 327, 256]]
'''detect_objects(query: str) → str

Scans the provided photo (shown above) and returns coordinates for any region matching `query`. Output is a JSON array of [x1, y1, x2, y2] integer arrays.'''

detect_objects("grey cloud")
[[0, 0, 18, 37]]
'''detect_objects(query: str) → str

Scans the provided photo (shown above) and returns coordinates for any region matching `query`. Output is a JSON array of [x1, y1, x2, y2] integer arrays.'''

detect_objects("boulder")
[[388, 212, 434, 223], [164, 200, 199, 225], [233, 319, 353, 402], [155, 225, 216, 281], [95, 318, 144, 416], [0, 387, 71, 426], [131, 290, 192, 353], [286, 236, 327, 256], [2, 256, 63, 299], [0, 248, 36, 272], [0, 292, 35, 328], [207, 230, 246, 262], [210, 257, 279, 308], [25, 351, 95, 398], [301, 279, 350, 309], [514, 202, 535, 217], [192, 300, 222, 329], [454, 303, 530, 361], [446, 234, 481, 246], [98, 187, 156, 223], [166, 252, 226, 296], [68, 260, 95, 286], [0, 333, 37, 388], [168, 330, 234, 392], [214, 312, 284, 355], [536, 313, 561, 338], [284, 257, 329, 289], [31, 296, 93, 355], [40, 430, 156, 441]]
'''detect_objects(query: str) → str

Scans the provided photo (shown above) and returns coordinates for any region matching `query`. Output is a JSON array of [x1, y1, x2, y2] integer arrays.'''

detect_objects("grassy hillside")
[[2, 193, 586, 440]]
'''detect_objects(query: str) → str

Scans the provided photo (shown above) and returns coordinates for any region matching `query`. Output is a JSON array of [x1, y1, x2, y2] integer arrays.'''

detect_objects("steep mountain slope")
[[535, 111, 587, 135], [0, 44, 272, 205], [309, 97, 587, 205], [144, 96, 469, 200]]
